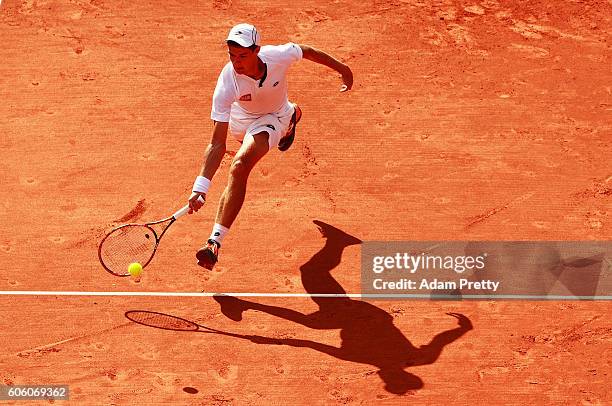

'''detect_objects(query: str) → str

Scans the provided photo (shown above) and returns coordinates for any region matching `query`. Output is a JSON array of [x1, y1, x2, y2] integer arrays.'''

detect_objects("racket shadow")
[[125, 310, 250, 341]]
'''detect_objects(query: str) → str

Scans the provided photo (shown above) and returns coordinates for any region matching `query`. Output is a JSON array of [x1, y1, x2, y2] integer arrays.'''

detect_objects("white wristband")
[[192, 176, 211, 193]]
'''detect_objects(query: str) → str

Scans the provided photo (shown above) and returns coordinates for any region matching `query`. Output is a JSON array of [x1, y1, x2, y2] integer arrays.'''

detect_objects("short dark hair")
[[226, 40, 258, 51]]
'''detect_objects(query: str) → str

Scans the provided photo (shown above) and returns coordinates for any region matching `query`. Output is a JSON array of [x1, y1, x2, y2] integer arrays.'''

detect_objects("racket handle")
[[173, 195, 205, 219]]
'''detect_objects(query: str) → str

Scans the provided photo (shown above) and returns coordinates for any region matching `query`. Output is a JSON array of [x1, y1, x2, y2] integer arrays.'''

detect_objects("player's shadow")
[[214, 220, 473, 394]]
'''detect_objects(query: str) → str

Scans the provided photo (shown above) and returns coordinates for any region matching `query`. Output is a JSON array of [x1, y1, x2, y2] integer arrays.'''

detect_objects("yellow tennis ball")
[[128, 262, 143, 277]]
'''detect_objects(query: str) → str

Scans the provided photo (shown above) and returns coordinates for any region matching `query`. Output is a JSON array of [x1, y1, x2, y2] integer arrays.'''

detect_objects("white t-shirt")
[[211, 43, 303, 122]]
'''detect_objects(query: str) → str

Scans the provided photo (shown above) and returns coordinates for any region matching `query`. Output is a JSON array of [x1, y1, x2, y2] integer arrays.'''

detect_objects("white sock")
[[209, 223, 229, 245]]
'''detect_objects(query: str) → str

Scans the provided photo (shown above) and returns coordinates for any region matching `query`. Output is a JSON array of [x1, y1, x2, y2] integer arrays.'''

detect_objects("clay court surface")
[[1, 0, 611, 404]]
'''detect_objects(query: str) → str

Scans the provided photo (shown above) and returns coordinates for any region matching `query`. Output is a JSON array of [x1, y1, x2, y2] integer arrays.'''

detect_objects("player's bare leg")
[[217, 132, 270, 227], [196, 131, 270, 269]]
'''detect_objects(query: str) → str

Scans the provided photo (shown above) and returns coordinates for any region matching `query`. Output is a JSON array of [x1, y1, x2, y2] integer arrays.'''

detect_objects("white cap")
[[226, 23, 260, 48]]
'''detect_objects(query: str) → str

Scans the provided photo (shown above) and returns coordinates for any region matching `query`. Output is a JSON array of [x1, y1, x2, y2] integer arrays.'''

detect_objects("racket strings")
[[99, 225, 157, 275]]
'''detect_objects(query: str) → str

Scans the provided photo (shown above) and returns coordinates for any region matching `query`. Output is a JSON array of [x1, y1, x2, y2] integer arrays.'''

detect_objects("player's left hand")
[[339, 64, 353, 92]]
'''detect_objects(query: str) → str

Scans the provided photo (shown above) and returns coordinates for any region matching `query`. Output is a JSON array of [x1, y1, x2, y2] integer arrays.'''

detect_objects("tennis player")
[[188, 23, 353, 269]]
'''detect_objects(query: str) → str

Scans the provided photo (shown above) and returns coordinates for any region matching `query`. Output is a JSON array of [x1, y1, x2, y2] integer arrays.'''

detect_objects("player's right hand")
[[188, 192, 206, 214]]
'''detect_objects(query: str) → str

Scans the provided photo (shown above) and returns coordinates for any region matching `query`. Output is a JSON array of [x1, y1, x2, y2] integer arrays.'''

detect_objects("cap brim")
[[226, 35, 253, 47]]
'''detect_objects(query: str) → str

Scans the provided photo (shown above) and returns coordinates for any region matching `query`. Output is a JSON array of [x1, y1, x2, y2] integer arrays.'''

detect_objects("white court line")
[[0, 291, 610, 300]]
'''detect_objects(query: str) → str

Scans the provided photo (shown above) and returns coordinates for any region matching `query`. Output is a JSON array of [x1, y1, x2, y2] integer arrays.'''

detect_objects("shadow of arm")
[[247, 335, 345, 359], [413, 313, 473, 366]]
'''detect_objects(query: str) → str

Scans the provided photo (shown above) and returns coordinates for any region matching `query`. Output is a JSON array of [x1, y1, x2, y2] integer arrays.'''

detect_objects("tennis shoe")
[[196, 239, 220, 270], [278, 104, 302, 151]]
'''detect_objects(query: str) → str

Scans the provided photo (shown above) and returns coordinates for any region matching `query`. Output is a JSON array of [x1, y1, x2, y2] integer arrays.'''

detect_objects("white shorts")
[[229, 102, 295, 149]]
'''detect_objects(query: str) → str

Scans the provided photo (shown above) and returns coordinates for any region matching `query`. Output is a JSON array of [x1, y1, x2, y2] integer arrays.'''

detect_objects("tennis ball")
[[128, 262, 143, 277]]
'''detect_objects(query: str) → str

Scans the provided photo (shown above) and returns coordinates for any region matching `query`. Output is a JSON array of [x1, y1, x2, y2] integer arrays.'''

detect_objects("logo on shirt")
[[239, 94, 252, 101], [273, 81, 279, 87]]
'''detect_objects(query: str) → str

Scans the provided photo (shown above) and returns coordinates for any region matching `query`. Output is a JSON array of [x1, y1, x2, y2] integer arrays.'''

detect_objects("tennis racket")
[[98, 197, 204, 277]]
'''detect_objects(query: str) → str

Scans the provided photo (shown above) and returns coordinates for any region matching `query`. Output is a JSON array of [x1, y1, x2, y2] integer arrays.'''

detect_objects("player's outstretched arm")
[[299, 44, 353, 92], [189, 121, 228, 213], [201, 121, 228, 180]]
